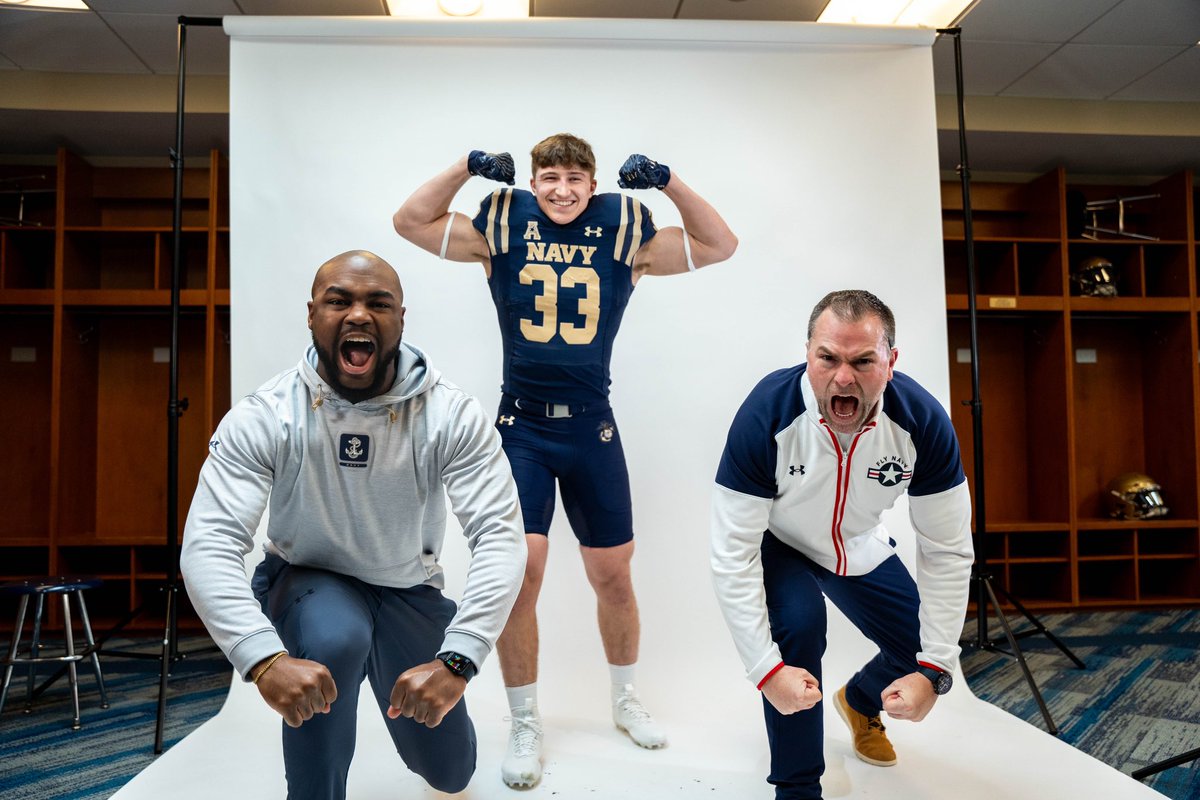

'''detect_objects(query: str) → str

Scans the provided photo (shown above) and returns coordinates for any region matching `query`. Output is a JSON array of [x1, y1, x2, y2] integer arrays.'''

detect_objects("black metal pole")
[[1133, 746, 1200, 781], [938, 26, 1083, 735], [156, 14, 223, 756], [945, 28, 992, 649]]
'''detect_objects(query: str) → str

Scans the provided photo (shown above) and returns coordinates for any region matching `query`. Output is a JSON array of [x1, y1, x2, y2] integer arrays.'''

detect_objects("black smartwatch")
[[436, 651, 477, 682], [917, 664, 953, 695]]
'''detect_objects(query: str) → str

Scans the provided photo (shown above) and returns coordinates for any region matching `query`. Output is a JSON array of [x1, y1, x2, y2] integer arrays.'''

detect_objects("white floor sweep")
[[111, 635, 1166, 800]]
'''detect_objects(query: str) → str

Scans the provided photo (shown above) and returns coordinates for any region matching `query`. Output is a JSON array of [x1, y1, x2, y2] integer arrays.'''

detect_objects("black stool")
[[1, 577, 109, 730]]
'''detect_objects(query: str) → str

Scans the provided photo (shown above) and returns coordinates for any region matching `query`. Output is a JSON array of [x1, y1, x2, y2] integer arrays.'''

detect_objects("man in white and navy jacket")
[[710, 289, 973, 800]]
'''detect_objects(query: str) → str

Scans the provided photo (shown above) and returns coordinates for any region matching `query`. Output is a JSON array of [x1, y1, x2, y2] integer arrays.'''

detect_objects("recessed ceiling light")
[[386, 0, 527, 18], [437, 0, 482, 15], [819, 0, 978, 28], [0, 0, 90, 9]]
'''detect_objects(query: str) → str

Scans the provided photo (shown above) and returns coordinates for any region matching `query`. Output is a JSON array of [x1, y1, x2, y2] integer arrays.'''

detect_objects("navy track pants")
[[760, 532, 921, 799], [252, 553, 477, 800]]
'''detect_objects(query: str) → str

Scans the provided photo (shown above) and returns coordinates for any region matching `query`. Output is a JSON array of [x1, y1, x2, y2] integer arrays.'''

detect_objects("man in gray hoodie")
[[181, 250, 527, 800]]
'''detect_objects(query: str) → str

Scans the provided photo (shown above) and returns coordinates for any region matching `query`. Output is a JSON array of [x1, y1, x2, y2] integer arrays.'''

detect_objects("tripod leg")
[[992, 583, 1086, 669], [154, 582, 176, 754], [982, 577, 1058, 735], [1131, 747, 1200, 781]]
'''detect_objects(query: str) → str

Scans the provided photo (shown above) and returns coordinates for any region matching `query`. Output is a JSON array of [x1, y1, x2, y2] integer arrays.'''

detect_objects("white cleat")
[[501, 700, 543, 789], [612, 684, 667, 749]]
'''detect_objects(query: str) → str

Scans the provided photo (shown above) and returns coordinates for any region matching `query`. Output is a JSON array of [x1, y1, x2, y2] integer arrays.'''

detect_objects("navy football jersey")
[[473, 189, 658, 404]]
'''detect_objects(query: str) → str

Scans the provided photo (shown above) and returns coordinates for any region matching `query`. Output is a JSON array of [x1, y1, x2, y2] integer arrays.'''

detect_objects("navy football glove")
[[467, 150, 515, 185], [617, 154, 671, 190]]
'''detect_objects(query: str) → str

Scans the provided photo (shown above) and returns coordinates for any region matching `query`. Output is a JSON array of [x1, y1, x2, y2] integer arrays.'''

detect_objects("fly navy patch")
[[339, 433, 370, 468], [867, 458, 912, 487], [598, 421, 615, 443]]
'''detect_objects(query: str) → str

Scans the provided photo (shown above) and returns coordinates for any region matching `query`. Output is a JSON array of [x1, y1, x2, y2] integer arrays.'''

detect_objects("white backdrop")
[[108, 17, 1169, 800], [225, 19, 949, 708]]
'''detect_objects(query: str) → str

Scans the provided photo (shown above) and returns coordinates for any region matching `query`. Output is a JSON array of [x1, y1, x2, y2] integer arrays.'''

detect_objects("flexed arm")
[[622, 154, 738, 279], [392, 151, 513, 266]]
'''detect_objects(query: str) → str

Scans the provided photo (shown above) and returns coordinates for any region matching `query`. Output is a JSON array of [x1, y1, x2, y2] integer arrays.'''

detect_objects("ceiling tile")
[[98, 12, 229, 75], [85, 0, 241, 12], [0, 8, 149, 73], [1074, 0, 1200, 46], [959, 0, 1123, 43], [236, 0, 389, 14], [678, 0, 825, 21], [1001, 43, 1189, 99], [1112, 46, 1200, 101], [531, 0, 679, 17], [933, 37, 1059, 96]]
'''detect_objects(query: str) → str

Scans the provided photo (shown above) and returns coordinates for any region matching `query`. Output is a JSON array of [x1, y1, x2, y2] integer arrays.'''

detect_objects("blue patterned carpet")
[[0, 638, 232, 800], [2, 614, 1199, 799], [961, 608, 1200, 800]]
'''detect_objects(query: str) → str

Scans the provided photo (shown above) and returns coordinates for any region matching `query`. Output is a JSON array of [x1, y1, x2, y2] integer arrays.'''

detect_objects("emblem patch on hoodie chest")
[[338, 433, 371, 468]]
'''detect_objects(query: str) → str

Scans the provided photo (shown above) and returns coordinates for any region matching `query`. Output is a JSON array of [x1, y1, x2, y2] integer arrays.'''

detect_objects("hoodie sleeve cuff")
[[229, 630, 288, 682], [439, 631, 490, 673]]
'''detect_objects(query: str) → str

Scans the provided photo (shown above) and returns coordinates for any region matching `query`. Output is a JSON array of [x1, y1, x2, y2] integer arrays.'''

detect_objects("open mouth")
[[339, 335, 376, 376], [830, 395, 859, 420]]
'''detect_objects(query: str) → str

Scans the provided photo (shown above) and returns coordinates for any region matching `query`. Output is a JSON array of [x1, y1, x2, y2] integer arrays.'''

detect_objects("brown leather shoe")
[[834, 686, 897, 767]]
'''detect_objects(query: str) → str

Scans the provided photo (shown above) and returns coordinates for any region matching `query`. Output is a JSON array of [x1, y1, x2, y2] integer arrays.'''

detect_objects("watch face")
[[920, 666, 952, 695], [437, 652, 475, 680], [440, 654, 466, 674]]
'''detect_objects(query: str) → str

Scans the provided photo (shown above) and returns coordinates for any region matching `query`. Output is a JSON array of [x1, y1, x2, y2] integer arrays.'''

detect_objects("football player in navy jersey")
[[394, 133, 736, 788], [710, 290, 973, 799]]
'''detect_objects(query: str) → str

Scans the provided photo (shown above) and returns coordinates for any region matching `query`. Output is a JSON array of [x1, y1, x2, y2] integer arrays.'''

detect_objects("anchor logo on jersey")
[[584, 226, 603, 238], [523, 221, 541, 241], [498, 415, 515, 426], [338, 433, 370, 468]]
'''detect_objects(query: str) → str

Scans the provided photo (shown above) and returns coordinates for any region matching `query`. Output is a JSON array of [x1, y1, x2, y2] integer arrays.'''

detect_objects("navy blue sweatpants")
[[252, 553, 477, 800], [760, 532, 921, 800]]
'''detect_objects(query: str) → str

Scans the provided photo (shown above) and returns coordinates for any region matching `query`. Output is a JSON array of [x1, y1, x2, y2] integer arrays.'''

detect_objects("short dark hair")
[[530, 133, 596, 177], [807, 289, 896, 348]]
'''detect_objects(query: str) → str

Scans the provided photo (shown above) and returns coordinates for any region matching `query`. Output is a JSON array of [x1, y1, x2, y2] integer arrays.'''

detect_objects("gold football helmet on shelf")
[[1105, 472, 1169, 520], [1072, 256, 1118, 297]]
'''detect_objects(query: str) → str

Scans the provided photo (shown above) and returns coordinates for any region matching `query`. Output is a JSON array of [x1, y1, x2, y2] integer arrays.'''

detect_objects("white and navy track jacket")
[[711, 364, 974, 687]]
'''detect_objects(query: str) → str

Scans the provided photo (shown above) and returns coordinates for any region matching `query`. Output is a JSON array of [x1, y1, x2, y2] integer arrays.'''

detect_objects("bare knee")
[[512, 534, 549, 612], [581, 544, 635, 604]]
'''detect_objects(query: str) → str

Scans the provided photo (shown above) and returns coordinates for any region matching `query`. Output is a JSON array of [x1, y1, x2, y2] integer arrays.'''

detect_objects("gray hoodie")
[[180, 342, 526, 680]]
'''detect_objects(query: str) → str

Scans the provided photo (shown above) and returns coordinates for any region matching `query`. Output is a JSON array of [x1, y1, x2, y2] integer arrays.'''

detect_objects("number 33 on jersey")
[[473, 189, 657, 405]]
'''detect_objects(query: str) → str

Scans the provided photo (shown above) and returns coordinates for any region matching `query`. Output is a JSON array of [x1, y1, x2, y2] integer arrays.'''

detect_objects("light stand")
[[153, 13, 226, 755], [84, 15, 225, 755], [1133, 748, 1200, 782], [937, 27, 1085, 736]]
